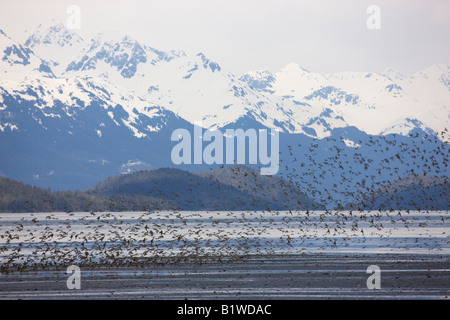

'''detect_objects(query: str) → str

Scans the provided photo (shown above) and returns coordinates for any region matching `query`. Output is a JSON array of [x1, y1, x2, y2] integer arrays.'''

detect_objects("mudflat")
[[0, 254, 449, 299]]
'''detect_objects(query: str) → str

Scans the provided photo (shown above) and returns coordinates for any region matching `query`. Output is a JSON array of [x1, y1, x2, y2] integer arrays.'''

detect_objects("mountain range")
[[0, 23, 449, 209]]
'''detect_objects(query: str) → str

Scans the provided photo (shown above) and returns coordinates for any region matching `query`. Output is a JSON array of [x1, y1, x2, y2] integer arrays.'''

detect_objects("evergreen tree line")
[[0, 177, 175, 212]]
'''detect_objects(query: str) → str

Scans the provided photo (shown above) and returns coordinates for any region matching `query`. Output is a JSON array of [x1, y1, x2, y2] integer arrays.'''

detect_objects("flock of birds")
[[276, 130, 449, 209], [0, 129, 448, 271], [0, 209, 448, 271]]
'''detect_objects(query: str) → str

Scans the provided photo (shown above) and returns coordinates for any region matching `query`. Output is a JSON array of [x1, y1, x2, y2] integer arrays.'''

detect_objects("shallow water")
[[1, 210, 449, 268]]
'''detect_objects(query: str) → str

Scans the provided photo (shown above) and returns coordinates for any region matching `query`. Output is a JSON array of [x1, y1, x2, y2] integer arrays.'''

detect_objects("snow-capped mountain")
[[0, 73, 193, 189], [14, 23, 449, 140], [0, 29, 54, 80], [24, 23, 86, 77], [0, 23, 449, 207], [0, 75, 185, 137], [241, 62, 449, 139], [58, 31, 306, 132]]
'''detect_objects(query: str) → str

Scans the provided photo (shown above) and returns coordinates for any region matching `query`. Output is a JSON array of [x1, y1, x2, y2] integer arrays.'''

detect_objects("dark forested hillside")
[[1, 166, 323, 212], [0, 176, 175, 212], [346, 175, 450, 210], [89, 167, 310, 210], [3, 168, 445, 213], [194, 166, 324, 210], [0, 177, 96, 212]]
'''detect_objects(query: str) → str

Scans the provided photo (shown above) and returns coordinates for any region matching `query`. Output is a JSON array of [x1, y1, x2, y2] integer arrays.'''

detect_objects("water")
[[1, 210, 449, 268]]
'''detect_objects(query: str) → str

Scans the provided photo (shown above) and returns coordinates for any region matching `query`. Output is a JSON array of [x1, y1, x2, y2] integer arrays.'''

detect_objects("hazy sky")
[[0, 0, 449, 75]]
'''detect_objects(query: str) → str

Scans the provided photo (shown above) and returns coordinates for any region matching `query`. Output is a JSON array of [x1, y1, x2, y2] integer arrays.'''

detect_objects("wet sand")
[[1, 253, 449, 299]]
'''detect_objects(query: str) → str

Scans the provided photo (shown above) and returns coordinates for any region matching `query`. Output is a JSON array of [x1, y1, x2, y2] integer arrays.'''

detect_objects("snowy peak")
[[414, 64, 449, 79], [380, 118, 436, 137], [0, 29, 54, 79], [23, 23, 85, 77], [239, 61, 450, 139], [66, 32, 149, 79], [280, 62, 310, 74], [272, 63, 332, 98], [413, 64, 450, 90], [24, 23, 85, 49]]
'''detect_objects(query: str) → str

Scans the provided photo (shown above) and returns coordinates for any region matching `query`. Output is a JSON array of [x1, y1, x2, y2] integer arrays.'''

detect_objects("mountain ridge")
[[1, 23, 449, 208], [9, 23, 448, 138]]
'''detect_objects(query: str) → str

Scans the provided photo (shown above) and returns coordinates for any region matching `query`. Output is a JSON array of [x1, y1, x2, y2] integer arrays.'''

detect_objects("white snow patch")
[[342, 138, 360, 148], [146, 125, 160, 132], [123, 120, 146, 138]]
